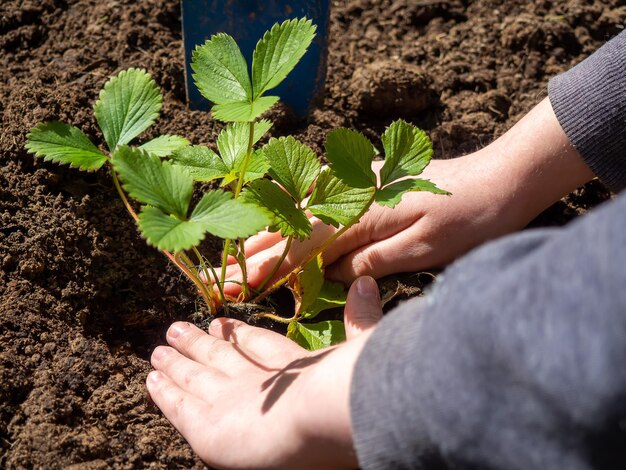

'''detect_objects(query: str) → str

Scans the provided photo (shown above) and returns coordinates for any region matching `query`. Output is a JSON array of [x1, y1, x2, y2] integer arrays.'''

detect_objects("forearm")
[[477, 96, 594, 230], [294, 332, 371, 469]]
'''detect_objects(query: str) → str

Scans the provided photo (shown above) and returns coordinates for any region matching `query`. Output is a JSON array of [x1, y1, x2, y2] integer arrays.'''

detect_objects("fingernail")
[[168, 322, 188, 339], [152, 346, 170, 360], [355, 276, 380, 301], [147, 371, 161, 385], [209, 319, 222, 332]]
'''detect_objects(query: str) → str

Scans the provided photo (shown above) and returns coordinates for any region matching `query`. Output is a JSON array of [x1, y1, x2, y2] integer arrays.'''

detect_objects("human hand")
[[221, 98, 594, 294], [147, 276, 383, 469]]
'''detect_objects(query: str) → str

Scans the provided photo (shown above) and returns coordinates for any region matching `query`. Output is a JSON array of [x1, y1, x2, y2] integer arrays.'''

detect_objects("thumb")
[[344, 276, 383, 340]]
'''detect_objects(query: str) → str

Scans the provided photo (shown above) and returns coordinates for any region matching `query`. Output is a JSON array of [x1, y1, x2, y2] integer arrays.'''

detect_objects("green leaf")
[[252, 18, 316, 98], [138, 135, 190, 157], [191, 33, 252, 105], [380, 120, 433, 186], [242, 180, 311, 239], [138, 206, 205, 252], [301, 281, 347, 320], [169, 145, 229, 182], [211, 96, 279, 122], [112, 146, 192, 217], [307, 169, 376, 227], [25, 122, 107, 171], [190, 190, 272, 239], [264, 136, 321, 203], [94, 68, 162, 151], [217, 120, 272, 170], [376, 178, 450, 208], [295, 255, 324, 316], [242, 150, 270, 183], [287, 320, 346, 351], [325, 128, 376, 189]]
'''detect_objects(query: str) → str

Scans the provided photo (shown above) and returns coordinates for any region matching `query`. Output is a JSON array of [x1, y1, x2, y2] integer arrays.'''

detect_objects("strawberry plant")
[[26, 18, 448, 350]]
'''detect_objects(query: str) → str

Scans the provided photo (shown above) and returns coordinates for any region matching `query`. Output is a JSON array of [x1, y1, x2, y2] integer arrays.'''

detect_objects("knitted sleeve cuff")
[[548, 30, 626, 192]]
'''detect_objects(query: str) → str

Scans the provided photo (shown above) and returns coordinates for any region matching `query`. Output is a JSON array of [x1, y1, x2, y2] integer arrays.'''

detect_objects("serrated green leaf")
[[380, 120, 433, 186], [325, 128, 376, 189], [241, 180, 311, 239], [170, 145, 229, 182], [252, 18, 316, 98], [296, 255, 324, 316], [376, 178, 450, 208], [242, 150, 270, 183], [94, 68, 162, 151], [287, 320, 346, 351], [112, 146, 192, 217], [138, 206, 205, 252], [301, 281, 347, 320], [191, 33, 252, 105], [307, 169, 376, 227], [264, 136, 321, 203], [190, 190, 272, 239], [216, 120, 272, 171], [211, 96, 279, 122], [25, 122, 107, 171], [138, 135, 190, 157]]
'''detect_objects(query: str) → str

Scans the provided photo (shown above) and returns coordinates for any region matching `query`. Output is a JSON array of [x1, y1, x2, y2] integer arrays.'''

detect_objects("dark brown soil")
[[1, 0, 623, 467]]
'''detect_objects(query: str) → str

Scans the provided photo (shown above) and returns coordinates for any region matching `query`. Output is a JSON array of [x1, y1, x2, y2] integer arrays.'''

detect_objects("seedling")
[[26, 18, 448, 350]]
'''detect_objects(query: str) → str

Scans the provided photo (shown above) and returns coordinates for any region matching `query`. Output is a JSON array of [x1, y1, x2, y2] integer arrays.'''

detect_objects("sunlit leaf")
[[138, 206, 205, 252], [325, 128, 376, 189], [380, 120, 433, 186], [190, 190, 272, 239], [191, 33, 252, 105], [301, 281, 347, 320], [307, 169, 376, 227], [287, 320, 346, 351], [211, 96, 279, 122], [169, 145, 229, 182], [139, 135, 190, 157], [242, 180, 311, 239], [252, 18, 316, 98], [376, 178, 450, 208], [26, 121, 107, 171], [217, 120, 273, 170], [112, 146, 192, 217], [94, 68, 162, 151], [264, 136, 321, 203], [293, 255, 324, 317]]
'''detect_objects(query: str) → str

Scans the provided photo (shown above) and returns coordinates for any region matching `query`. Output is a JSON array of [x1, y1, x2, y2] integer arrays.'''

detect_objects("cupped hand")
[[220, 98, 596, 295], [147, 276, 383, 469], [221, 152, 524, 296]]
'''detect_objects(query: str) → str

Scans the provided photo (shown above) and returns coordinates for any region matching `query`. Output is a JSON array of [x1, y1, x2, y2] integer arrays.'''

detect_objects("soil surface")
[[1, 0, 623, 467]]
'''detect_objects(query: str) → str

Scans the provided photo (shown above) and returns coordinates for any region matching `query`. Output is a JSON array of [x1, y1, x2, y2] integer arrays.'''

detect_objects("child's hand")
[[147, 276, 383, 469]]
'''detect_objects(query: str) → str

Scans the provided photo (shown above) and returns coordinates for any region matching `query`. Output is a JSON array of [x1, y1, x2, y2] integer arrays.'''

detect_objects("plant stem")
[[253, 235, 293, 296], [238, 238, 250, 298], [251, 193, 377, 304], [111, 168, 216, 315], [220, 121, 256, 295], [252, 312, 295, 324], [192, 246, 226, 308]]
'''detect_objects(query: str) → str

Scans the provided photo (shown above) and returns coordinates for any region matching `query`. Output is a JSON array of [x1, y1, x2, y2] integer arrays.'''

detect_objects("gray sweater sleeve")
[[351, 31, 626, 470], [548, 30, 626, 191]]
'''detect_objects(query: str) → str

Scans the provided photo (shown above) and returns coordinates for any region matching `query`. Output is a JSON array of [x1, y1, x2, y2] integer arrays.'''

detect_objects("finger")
[[146, 370, 213, 451], [221, 221, 337, 297], [151, 344, 226, 397], [209, 317, 302, 360], [325, 222, 436, 283], [344, 276, 383, 340], [165, 321, 236, 367], [240, 230, 284, 258]]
